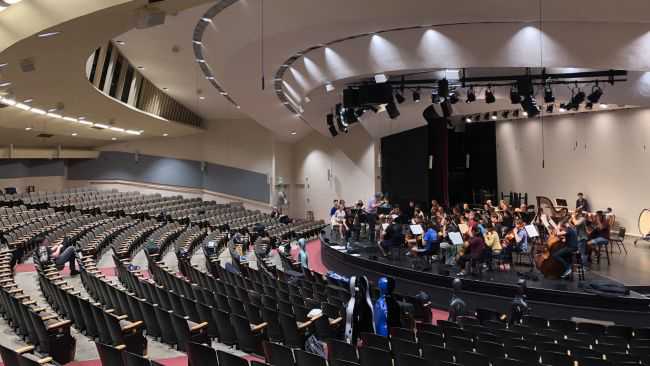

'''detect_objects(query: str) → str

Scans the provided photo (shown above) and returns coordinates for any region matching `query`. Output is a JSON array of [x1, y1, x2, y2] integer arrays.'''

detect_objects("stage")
[[320, 227, 650, 327]]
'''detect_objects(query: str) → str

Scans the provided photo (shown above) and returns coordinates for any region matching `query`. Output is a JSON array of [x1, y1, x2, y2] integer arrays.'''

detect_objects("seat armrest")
[[15, 345, 35, 354], [46, 320, 72, 331], [251, 322, 268, 333], [190, 322, 209, 332], [329, 317, 343, 326], [121, 320, 144, 332]]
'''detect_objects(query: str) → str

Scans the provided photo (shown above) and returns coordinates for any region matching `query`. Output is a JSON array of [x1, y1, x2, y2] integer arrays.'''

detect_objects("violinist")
[[571, 209, 590, 268], [553, 220, 579, 279], [587, 211, 610, 262]]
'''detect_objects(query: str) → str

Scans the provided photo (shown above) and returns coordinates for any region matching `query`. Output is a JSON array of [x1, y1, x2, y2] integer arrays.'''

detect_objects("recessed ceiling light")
[[23, 99, 33, 103], [137, 66, 144, 70], [116, 40, 125, 45], [37, 31, 60, 38], [374, 74, 388, 83], [192, 40, 203, 45], [162, 87, 169, 91], [199, 96, 206, 100], [0, 63, 8, 68], [25, 127, 32, 131], [205, 76, 215, 80], [111, 137, 117, 141], [63, 117, 77, 122], [196, 59, 206, 63], [47, 108, 57, 112], [163, 133, 168, 137], [600, 103, 608, 108], [290, 131, 297, 135], [200, 17, 212, 22], [71, 132, 78, 136], [325, 83, 335, 93], [0, 82, 11, 87], [220, 91, 228, 95], [559, 107, 566, 112], [125, 130, 141, 135], [522, 111, 529, 117], [78, 116, 85, 120], [93, 123, 109, 129], [235, 105, 241, 109], [31, 108, 46, 115]]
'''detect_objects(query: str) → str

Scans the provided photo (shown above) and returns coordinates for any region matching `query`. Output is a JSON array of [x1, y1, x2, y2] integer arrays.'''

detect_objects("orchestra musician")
[[366, 193, 383, 244], [333, 201, 348, 240], [350, 200, 367, 242], [571, 208, 590, 268], [576, 192, 591, 212], [552, 219, 579, 279], [587, 211, 610, 263]]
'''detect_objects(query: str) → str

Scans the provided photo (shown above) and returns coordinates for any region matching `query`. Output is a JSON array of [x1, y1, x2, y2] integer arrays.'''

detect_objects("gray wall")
[[0, 160, 65, 178], [67, 151, 269, 203]]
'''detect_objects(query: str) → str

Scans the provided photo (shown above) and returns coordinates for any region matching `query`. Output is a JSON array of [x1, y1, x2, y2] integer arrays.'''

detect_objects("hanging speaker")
[[19, 58, 36, 73]]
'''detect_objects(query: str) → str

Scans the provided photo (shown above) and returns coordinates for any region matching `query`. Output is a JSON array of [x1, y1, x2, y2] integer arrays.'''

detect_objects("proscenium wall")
[[496, 107, 650, 234], [0, 160, 66, 193], [291, 127, 377, 221]]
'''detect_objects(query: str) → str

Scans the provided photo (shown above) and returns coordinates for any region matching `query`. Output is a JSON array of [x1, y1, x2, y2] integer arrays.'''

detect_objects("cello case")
[[344, 276, 375, 344]]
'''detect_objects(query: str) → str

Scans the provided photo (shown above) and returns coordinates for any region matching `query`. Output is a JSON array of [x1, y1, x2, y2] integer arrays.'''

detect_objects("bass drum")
[[638, 209, 650, 237]]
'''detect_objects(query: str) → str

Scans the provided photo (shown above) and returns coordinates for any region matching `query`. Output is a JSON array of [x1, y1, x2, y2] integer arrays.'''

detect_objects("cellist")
[[553, 219, 579, 279]]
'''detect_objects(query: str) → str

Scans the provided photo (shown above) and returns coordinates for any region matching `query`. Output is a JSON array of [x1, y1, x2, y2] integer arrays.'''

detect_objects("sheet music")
[[409, 224, 424, 235], [525, 224, 539, 238], [449, 231, 464, 245], [381, 223, 390, 230]]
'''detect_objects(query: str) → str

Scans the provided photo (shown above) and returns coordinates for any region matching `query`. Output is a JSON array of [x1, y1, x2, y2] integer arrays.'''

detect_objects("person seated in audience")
[[34, 236, 80, 276], [457, 226, 486, 276], [587, 210, 610, 261], [554, 219, 579, 279], [378, 216, 404, 257], [483, 224, 502, 271], [576, 192, 590, 212], [297, 238, 309, 270]]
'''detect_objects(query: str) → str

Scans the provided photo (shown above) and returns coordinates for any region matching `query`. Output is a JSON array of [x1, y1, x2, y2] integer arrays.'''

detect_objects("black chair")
[[390, 338, 420, 357], [169, 313, 209, 352], [217, 350, 249, 366], [493, 358, 527, 366], [262, 307, 284, 343], [421, 345, 454, 364], [577, 322, 607, 337], [456, 351, 490, 366], [359, 346, 392, 366], [95, 342, 126, 366], [124, 351, 152, 366], [263, 341, 295, 366], [416, 331, 444, 347], [394, 353, 432, 366], [360, 332, 390, 349], [476, 340, 505, 360], [575, 357, 612, 366], [230, 313, 266, 354], [327, 339, 359, 366], [540, 351, 574, 366], [212, 308, 237, 346], [295, 350, 327, 366], [445, 336, 473, 353], [506, 346, 539, 364], [278, 312, 308, 349], [187, 341, 218, 366], [391, 327, 416, 342]]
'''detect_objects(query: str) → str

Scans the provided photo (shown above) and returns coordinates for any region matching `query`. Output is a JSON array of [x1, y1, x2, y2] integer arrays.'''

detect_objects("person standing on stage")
[[576, 192, 590, 212], [330, 199, 339, 218], [367, 192, 382, 243]]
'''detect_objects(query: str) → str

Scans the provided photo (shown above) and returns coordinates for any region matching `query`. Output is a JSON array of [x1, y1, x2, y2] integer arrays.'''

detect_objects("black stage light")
[[485, 86, 496, 103], [566, 88, 586, 110], [520, 95, 540, 117], [546, 104, 554, 113], [368, 105, 379, 113], [502, 110, 510, 118], [328, 126, 338, 137], [474, 114, 481, 122], [509, 87, 521, 104], [438, 78, 449, 98], [464, 115, 472, 123], [544, 86, 555, 103], [355, 108, 365, 118], [448, 92, 459, 104], [491, 111, 498, 120], [585, 102, 594, 109], [412, 89, 421, 103], [386, 101, 400, 119], [422, 104, 440, 124], [440, 100, 453, 118], [395, 91, 405, 104], [513, 110, 520, 118], [587, 86, 603, 104], [431, 91, 441, 104], [342, 107, 358, 124], [327, 113, 338, 137], [465, 87, 476, 103], [483, 112, 490, 120]]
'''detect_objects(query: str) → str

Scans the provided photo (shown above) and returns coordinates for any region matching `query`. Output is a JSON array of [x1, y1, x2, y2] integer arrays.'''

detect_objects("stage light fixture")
[[520, 95, 540, 117], [546, 104, 554, 113], [502, 110, 510, 118], [368, 105, 379, 113], [326, 113, 338, 137], [587, 85, 603, 104], [395, 91, 405, 104], [483, 112, 490, 120], [448, 92, 459, 104], [509, 87, 521, 104], [465, 87, 476, 103], [565, 88, 586, 110], [431, 92, 441, 104], [513, 110, 520, 118], [485, 86, 496, 103], [544, 86, 555, 103], [412, 89, 421, 103], [559, 104, 567, 112], [474, 114, 481, 122], [341, 107, 358, 124], [465, 116, 472, 123], [491, 112, 498, 120], [585, 102, 594, 109], [386, 101, 400, 119]]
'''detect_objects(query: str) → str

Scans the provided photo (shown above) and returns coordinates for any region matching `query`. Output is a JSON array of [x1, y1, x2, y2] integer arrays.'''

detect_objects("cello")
[[534, 214, 567, 279]]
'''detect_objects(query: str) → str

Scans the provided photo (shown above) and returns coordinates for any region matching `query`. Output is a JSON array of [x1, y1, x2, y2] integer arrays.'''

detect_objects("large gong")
[[638, 209, 650, 237]]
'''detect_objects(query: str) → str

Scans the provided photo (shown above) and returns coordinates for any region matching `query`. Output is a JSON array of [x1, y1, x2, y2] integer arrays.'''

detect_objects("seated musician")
[[333, 202, 348, 239], [513, 219, 529, 253], [571, 209, 590, 267], [379, 216, 404, 257], [576, 192, 590, 212], [553, 219, 579, 279], [457, 226, 486, 276], [411, 205, 425, 224], [483, 224, 502, 271], [409, 222, 440, 257], [587, 211, 610, 259]]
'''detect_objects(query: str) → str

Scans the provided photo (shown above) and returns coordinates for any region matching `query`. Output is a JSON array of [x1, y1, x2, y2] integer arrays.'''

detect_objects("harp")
[[535, 196, 569, 224]]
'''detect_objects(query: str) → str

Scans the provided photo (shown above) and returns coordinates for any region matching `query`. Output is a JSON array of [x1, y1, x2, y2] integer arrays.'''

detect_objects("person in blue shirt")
[[409, 222, 439, 256], [329, 199, 339, 217], [298, 238, 309, 270]]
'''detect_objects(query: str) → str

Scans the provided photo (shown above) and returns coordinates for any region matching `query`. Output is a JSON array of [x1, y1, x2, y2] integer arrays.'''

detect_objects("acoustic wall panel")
[[66, 151, 270, 203], [0, 160, 65, 178]]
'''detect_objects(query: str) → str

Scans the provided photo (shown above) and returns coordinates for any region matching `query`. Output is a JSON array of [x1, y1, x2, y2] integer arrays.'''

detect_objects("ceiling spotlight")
[[290, 131, 297, 135], [474, 114, 481, 122], [509, 86, 521, 104], [502, 110, 510, 118], [71, 132, 78, 136], [137, 66, 144, 70], [546, 104, 554, 113], [465, 87, 476, 103], [412, 89, 421, 103], [395, 91, 405, 104], [23, 99, 33, 103], [544, 86, 555, 103], [325, 83, 335, 93], [485, 86, 496, 104], [386, 101, 400, 119], [37, 31, 60, 38], [25, 127, 32, 131], [0, 81, 12, 88], [326, 113, 338, 137], [437, 79, 449, 99], [163, 87, 169, 91], [559, 105, 567, 112], [200, 17, 212, 22], [111, 137, 117, 141], [431, 91, 441, 104], [599, 103, 608, 109], [374, 74, 388, 83], [567, 88, 586, 110], [163, 133, 169, 137], [483, 112, 490, 120], [587, 85, 603, 104], [585, 102, 594, 109], [440, 100, 453, 118], [116, 40, 126, 45], [522, 111, 529, 117], [491, 112, 498, 120], [513, 110, 520, 118], [465, 116, 472, 123], [0, 63, 8, 68], [199, 96, 205, 100]]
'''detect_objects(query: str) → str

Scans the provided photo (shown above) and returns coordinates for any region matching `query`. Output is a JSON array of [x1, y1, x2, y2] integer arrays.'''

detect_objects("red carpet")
[[13, 263, 117, 277]]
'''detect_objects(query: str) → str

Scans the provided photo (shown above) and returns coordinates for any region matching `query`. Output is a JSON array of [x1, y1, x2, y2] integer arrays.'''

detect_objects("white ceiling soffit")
[[0, 0, 211, 147]]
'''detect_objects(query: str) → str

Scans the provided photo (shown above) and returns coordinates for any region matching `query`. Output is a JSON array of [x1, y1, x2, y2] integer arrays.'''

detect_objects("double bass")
[[534, 214, 567, 279]]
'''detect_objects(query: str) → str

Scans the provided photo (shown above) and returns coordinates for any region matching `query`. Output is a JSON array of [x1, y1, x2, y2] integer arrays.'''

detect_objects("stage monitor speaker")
[[136, 8, 166, 29]]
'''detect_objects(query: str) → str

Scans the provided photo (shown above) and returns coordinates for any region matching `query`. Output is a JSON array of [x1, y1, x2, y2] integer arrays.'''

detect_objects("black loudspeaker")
[[359, 84, 393, 104], [422, 104, 440, 124], [343, 88, 360, 108]]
